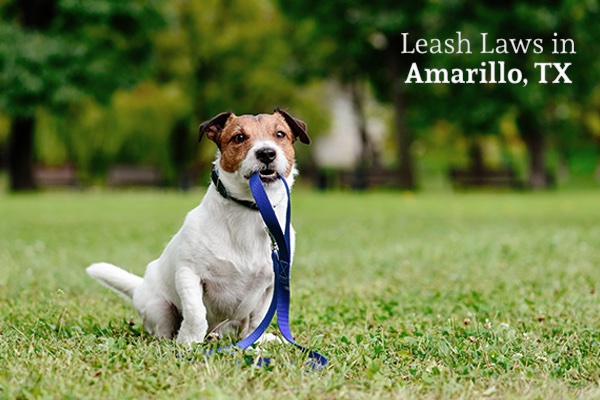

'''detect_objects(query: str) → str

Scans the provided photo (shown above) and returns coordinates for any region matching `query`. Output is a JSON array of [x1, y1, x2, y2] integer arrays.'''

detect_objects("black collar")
[[211, 167, 259, 211]]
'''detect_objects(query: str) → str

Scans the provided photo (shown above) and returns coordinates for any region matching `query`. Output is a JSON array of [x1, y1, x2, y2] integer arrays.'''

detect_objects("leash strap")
[[231, 173, 328, 369]]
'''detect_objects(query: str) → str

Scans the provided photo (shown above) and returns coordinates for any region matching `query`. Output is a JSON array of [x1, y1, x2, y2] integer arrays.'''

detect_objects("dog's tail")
[[86, 262, 143, 300]]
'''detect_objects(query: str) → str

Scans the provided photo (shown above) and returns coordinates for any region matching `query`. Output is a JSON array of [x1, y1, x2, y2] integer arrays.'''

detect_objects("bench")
[[338, 169, 400, 189], [449, 167, 522, 189], [107, 165, 163, 188], [314, 168, 400, 190], [34, 165, 78, 188]]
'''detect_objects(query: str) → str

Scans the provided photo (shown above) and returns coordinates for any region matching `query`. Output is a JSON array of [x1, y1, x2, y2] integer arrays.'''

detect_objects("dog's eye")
[[232, 134, 247, 144], [276, 131, 286, 139]]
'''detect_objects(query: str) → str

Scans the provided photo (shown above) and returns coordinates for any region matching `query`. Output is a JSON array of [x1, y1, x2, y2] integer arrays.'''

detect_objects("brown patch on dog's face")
[[209, 113, 302, 176]]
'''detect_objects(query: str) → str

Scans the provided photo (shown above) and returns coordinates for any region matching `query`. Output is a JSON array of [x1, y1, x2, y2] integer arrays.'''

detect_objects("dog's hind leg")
[[133, 286, 182, 339]]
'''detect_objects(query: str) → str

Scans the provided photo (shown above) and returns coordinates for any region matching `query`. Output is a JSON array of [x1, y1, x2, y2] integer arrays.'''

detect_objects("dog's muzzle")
[[255, 147, 280, 182]]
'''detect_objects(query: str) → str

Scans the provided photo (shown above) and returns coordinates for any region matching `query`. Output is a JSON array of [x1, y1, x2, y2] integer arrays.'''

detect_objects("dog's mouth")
[[258, 169, 279, 183]]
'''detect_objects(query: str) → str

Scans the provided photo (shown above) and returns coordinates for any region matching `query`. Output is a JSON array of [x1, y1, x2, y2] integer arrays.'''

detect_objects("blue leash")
[[208, 173, 328, 369]]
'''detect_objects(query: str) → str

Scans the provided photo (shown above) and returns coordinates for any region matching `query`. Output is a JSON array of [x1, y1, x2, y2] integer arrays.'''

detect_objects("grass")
[[1, 187, 600, 399]]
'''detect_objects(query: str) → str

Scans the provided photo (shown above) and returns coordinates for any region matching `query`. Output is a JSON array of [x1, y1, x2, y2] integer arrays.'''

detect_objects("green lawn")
[[1, 188, 600, 399]]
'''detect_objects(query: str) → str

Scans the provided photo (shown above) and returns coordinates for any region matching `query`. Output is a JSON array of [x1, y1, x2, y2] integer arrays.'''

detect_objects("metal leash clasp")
[[265, 227, 278, 252]]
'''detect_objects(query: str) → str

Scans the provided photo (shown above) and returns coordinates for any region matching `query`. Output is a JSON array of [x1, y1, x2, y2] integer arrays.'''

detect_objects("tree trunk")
[[389, 49, 416, 190], [595, 143, 600, 184], [349, 80, 381, 189], [170, 117, 192, 190], [517, 112, 550, 189], [557, 150, 570, 184], [468, 138, 485, 173], [392, 86, 416, 189], [8, 116, 37, 191], [524, 133, 548, 189]]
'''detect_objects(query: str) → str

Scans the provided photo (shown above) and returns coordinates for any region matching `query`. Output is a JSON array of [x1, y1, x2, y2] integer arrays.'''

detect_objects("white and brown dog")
[[87, 109, 310, 344]]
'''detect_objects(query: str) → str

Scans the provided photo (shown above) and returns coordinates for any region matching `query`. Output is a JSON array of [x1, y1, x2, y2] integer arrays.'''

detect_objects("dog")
[[87, 108, 310, 344]]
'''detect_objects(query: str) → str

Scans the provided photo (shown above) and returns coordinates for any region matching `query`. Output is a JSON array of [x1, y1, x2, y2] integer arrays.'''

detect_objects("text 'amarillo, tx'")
[[402, 32, 575, 87]]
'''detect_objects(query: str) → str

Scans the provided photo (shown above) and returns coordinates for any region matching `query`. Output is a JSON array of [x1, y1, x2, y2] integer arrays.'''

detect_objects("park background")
[[1, 0, 599, 191], [1, 1, 600, 399]]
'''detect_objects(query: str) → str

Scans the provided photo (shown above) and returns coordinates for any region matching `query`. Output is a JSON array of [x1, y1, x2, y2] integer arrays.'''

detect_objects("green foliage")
[[279, 1, 433, 88], [0, 23, 76, 116], [155, 0, 313, 117], [2, 0, 598, 187], [278, 0, 600, 185], [34, 82, 191, 182], [18, 0, 328, 182], [0, 0, 163, 117], [429, 0, 600, 135], [1, 190, 600, 397]]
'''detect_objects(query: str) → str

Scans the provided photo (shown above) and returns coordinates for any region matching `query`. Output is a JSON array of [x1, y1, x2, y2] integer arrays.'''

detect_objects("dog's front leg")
[[175, 266, 208, 344], [247, 285, 281, 344]]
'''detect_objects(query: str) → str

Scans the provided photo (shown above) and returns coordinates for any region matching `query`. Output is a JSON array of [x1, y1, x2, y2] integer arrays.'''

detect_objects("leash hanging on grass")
[[209, 172, 328, 369]]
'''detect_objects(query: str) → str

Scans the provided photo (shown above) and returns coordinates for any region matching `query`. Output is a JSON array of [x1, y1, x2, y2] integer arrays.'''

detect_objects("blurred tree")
[[424, 0, 600, 188], [278, 0, 600, 189], [0, 0, 163, 191], [587, 89, 600, 181], [278, 1, 442, 189], [152, 0, 326, 183]]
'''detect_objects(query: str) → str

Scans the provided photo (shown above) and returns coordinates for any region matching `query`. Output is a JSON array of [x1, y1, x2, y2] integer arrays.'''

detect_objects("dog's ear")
[[274, 108, 310, 145], [199, 112, 233, 143]]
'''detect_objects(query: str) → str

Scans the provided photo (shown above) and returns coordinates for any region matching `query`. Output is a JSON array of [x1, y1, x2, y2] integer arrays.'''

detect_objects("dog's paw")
[[176, 326, 206, 344], [176, 333, 204, 345], [257, 333, 282, 344], [205, 331, 221, 342]]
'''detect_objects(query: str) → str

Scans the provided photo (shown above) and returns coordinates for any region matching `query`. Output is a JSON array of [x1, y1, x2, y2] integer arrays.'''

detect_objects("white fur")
[[87, 141, 296, 344]]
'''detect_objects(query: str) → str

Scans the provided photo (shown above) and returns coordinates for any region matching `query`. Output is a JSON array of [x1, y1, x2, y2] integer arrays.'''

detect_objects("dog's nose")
[[256, 147, 277, 164]]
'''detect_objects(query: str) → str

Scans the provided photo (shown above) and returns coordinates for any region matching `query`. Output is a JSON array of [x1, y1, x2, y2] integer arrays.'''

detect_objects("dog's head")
[[199, 109, 310, 190]]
